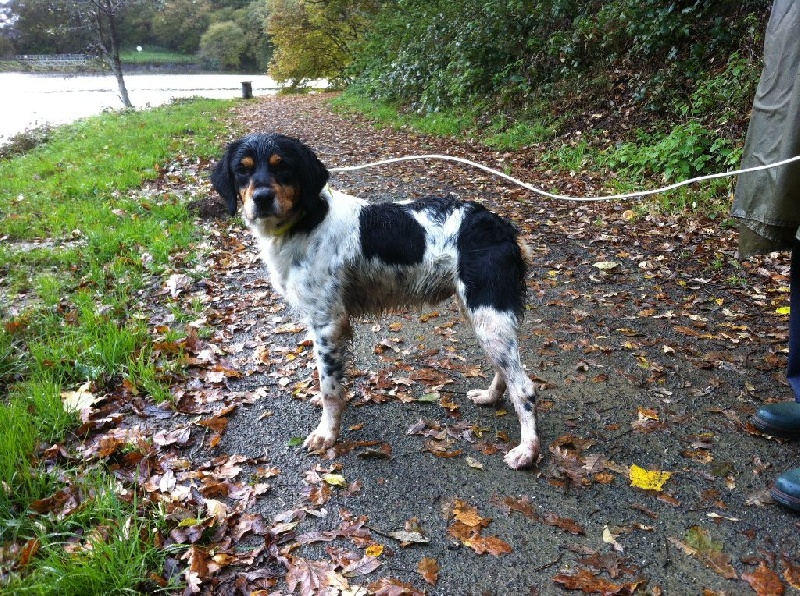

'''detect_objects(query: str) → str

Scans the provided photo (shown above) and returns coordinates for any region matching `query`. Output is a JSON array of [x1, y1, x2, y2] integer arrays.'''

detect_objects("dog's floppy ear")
[[299, 142, 330, 197], [211, 140, 242, 216]]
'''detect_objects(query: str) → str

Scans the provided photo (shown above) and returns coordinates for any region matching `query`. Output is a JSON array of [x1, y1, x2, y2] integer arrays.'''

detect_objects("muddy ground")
[[136, 94, 800, 594]]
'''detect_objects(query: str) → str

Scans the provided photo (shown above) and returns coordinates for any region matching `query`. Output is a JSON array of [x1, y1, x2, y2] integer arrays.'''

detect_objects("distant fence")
[[14, 54, 93, 66]]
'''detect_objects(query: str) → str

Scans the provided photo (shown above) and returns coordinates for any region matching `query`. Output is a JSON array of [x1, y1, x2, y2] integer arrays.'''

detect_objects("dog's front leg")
[[303, 320, 348, 452]]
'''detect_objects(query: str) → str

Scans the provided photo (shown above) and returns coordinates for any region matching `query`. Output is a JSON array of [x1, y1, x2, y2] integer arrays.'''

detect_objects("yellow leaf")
[[60, 381, 99, 413], [776, 306, 791, 315], [323, 473, 347, 487], [629, 464, 672, 491], [593, 261, 620, 271], [177, 517, 202, 527], [366, 544, 384, 557], [637, 407, 659, 421]]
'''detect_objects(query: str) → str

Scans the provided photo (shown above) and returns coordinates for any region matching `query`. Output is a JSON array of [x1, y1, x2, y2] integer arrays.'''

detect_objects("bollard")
[[241, 81, 253, 99]]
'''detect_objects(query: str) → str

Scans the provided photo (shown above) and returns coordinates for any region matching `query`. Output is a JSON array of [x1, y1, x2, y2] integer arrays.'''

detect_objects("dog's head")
[[211, 133, 330, 235]]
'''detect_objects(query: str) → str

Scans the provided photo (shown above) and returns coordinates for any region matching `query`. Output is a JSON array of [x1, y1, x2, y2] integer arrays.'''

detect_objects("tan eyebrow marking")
[[241, 156, 254, 169], [269, 154, 282, 167]]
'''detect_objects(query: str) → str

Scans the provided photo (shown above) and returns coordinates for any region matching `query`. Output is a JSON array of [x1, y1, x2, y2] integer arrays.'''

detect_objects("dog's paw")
[[467, 388, 503, 406], [503, 439, 541, 470], [303, 425, 338, 452]]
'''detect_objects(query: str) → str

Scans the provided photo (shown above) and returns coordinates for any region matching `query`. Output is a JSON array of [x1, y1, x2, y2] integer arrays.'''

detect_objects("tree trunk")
[[94, 0, 132, 108], [106, 3, 131, 108]]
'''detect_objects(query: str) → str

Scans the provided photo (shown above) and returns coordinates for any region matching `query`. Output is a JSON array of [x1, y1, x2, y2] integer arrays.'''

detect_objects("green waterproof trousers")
[[732, 0, 800, 258]]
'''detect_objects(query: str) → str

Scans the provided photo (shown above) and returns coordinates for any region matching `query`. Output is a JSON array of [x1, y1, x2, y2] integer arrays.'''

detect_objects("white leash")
[[329, 153, 800, 202]]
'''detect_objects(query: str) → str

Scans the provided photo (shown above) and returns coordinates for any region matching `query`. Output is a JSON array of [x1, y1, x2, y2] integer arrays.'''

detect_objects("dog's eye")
[[236, 157, 255, 175], [272, 163, 295, 180]]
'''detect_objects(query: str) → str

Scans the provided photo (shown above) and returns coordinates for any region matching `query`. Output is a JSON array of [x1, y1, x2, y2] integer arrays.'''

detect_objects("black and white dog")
[[211, 133, 539, 469]]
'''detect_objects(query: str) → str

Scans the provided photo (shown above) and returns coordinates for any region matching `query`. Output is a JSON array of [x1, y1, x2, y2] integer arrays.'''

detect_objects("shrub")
[[199, 22, 248, 70], [605, 122, 738, 182], [349, 0, 771, 120]]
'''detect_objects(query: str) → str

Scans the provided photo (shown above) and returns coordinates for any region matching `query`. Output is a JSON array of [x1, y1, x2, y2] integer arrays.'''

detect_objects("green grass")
[[332, 92, 472, 137], [5, 473, 176, 595], [332, 89, 736, 215], [0, 97, 235, 591], [120, 47, 198, 65]]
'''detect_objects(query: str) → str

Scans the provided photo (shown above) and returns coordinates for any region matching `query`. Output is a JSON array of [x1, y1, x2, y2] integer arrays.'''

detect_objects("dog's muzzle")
[[250, 187, 277, 218]]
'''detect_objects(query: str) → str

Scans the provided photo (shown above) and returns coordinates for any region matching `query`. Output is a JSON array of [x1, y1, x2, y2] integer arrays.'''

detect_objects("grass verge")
[[0, 98, 235, 591], [331, 89, 740, 218], [119, 48, 199, 66]]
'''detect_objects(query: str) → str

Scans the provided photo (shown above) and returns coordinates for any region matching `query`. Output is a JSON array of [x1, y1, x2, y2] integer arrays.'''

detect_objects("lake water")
[[0, 72, 313, 144]]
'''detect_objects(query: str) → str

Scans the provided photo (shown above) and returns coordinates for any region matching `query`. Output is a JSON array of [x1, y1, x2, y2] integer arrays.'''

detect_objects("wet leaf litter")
[[57, 94, 800, 594]]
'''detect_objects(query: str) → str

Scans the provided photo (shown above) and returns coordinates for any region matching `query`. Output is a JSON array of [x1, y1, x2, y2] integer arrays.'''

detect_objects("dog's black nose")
[[251, 187, 275, 206]]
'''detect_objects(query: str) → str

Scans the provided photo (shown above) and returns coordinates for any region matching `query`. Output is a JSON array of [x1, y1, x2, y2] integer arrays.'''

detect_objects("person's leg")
[[752, 240, 800, 438], [787, 238, 800, 400], [752, 239, 800, 512], [772, 468, 800, 512]]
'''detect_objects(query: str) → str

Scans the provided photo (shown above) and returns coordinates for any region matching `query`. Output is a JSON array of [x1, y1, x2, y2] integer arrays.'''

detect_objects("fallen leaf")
[[153, 427, 192, 447], [629, 464, 672, 491], [322, 473, 347, 487], [365, 544, 384, 557], [17, 538, 40, 568], [742, 561, 784, 596], [368, 576, 422, 595], [465, 456, 484, 470], [603, 525, 624, 552], [387, 530, 429, 545], [637, 407, 659, 421], [543, 512, 585, 535], [462, 533, 512, 556], [593, 261, 620, 271], [205, 498, 228, 522], [285, 557, 344, 594], [165, 273, 192, 298], [448, 500, 511, 556], [783, 557, 800, 589], [553, 568, 645, 594], [343, 553, 382, 577], [669, 526, 737, 580], [491, 494, 537, 518], [417, 557, 439, 585], [61, 381, 99, 413], [452, 500, 490, 529]]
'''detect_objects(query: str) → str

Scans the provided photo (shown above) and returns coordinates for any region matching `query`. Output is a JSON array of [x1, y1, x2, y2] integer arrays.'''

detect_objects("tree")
[[266, 0, 382, 85], [231, 0, 272, 72], [5, 0, 93, 54], [0, 35, 15, 58], [74, 0, 135, 108], [151, 0, 212, 54], [199, 21, 247, 70]]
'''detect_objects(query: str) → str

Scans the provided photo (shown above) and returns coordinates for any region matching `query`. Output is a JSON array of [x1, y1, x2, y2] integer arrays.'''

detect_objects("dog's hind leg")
[[303, 317, 349, 452], [466, 307, 540, 469]]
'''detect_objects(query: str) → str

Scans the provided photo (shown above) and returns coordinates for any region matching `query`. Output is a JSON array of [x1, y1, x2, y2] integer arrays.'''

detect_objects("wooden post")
[[241, 81, 253, 99]]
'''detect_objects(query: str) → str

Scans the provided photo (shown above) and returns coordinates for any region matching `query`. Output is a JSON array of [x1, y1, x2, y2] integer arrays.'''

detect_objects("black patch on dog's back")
[[359, 203, 426, 265], [457, 203, 526, 316], [405, 195, 462, 223]]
